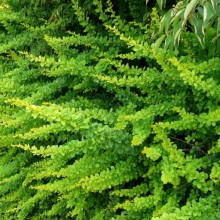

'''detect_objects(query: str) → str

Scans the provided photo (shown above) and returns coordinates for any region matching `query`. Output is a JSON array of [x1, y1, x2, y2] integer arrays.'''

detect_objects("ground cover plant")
[[0, 0, 220, 219]]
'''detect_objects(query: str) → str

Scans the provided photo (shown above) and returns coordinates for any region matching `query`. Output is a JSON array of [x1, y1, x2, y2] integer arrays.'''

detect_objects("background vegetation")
[[0, 0, 220, 219]]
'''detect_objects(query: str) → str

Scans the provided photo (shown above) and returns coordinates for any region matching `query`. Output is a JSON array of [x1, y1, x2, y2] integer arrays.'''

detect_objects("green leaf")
[[160, 9, 173, 34], [189, 15, 205, 46], [203, 1, 216, 28], [173, 20, 182, 46], [165, 34, 174, 50], [210, 0, 217, 11], [156, 0, 166, 10], [184, 0, 199, 21], [151, 35, 165, 56]]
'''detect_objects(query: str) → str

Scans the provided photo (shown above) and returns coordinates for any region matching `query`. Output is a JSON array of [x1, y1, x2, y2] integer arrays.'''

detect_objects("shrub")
[[0, 0, 219, 219]]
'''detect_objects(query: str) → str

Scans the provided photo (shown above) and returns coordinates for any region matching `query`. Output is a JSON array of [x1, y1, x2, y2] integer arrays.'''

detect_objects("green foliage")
[[0, 0, 219, 219], [150, 0, 220, 53]]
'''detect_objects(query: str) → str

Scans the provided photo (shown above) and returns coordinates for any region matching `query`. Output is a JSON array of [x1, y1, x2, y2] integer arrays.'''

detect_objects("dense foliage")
[[0, 0, 220, 219]]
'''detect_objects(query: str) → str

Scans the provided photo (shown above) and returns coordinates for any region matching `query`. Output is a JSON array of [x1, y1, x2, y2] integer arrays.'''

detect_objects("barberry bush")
[[0, 0, 220, 219]]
